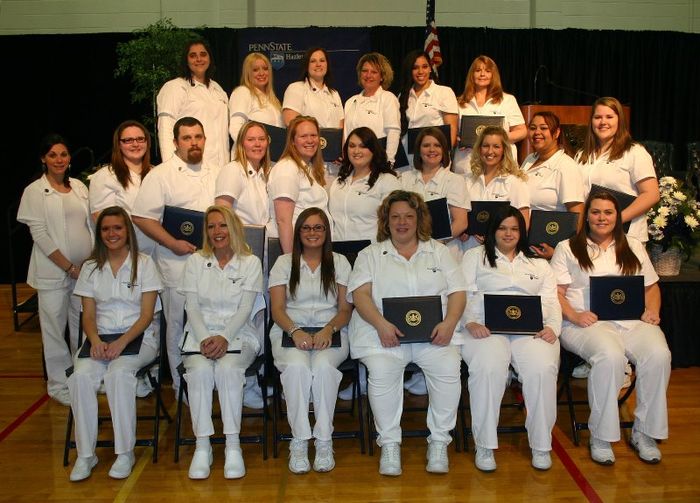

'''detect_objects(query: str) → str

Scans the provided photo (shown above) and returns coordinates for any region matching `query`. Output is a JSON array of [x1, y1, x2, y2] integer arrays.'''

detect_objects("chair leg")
[[174, 382, 186, 463], [258, 371, 268, 461], [63, 408, 74, 466], [272, 374, 281, 458], [355, 362, 366, 455]]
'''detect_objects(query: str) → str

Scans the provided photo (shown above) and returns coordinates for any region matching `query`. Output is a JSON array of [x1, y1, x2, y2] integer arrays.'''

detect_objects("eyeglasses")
[[119, 136, 147, 145], [300, 224, 326, 233]]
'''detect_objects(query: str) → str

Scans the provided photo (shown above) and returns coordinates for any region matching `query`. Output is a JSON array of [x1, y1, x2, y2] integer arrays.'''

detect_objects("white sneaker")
[[224, 448, 246, 478], [589, 436, 615, 465], [572, 362, 591, 379], [338, 369, 367, 400], [109, 451, 135, 479], [531, 449, 552, 470], [288, 438, 311, 474], [135, 376, 153, 398], [379, 442, 401, 476], [243, 376, 264, 409], [52, 388, 71, 406], [475, 446, 496, 472], [426, 441, 449, 473], [621, 363, 633, 389], [404, 372, 428, 396], [313, 440, 335, 472], [70, 455, 97, 482], [631, 429, 661, 464], [188, 448, 213, 479]]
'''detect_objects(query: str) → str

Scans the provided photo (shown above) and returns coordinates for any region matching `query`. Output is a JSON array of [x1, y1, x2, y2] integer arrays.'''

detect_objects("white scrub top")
[[215, 160, 269, 226], [228, 85, 284, 147], [282, 80, 344, 128], [343, 87, 401, 164], [521, 150, 585, 211]]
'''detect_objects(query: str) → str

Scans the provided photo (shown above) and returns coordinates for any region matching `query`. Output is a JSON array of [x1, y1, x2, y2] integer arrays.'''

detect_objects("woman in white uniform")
[[550, 192, 671, 465], [459, 205, 561, 472], [17, 134, 93, 405], [454, 55, 526, 176], [178, 206, 263, 480], [269, 207, 352, 474], [228, 53, 283, 155], [521, 111, 584, 258], [398, 50, 459, 152], [348, 190, 466, 476], [268, 116, 330, 254], [343, 53, 401, 166], [329, 127, 400, 242], [67, 206, 162, 482], [464, 126, 530, 251], [89, 120, 155, 255], [576, 96, 660, 243], [157, 38, 229, 166]]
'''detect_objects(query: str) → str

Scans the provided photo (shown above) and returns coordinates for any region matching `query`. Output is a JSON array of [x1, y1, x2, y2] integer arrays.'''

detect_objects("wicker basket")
[[648, 243, 682, 276]]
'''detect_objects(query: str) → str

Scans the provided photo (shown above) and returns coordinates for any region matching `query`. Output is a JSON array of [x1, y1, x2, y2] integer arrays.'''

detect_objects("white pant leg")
[[37, 285, 81, 396], [161, 287, 185, 392], [361, 351, 410, 447], [413, 344, 461, 444], [509, 335, 560, 451], [272, 340, 313, 440], [623, 323, 671, 440], [460, 334, 511, 449], [104, 344, 158, 454], [215, 347, 256, 436], [309, 344, 349, 441], [561, 321, 626, 442], [68, 356, 108, 458], [183, 355, 216, 437]]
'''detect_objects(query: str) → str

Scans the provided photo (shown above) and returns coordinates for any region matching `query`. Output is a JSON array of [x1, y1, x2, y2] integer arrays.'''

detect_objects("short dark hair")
[[173, 116, 204, 140]]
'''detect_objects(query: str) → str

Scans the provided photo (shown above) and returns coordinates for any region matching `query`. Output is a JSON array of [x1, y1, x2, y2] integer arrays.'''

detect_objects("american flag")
[[424, 0, 442, 76]]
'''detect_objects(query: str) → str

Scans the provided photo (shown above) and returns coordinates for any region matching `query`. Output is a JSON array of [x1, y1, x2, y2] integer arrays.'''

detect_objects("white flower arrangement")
[[647, 176, 700, 258]]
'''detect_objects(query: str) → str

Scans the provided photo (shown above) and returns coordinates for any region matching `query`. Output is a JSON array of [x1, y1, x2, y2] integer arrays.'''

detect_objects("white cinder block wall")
[[0, 0, 698, 34]]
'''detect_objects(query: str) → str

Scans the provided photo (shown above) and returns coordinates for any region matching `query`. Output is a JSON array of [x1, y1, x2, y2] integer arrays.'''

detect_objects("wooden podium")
[[518, 104, 630, 163]]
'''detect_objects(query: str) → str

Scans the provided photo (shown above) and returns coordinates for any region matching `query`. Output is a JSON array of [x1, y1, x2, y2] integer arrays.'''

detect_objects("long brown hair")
[[577, 97, 634, 164], [89, 206, 140, 286], [279, 116, 325, 186], [111, 120, 152, 189], [568, 192, 641, 275], [457, 55, 504, 107], [289, 208, 336, 300]]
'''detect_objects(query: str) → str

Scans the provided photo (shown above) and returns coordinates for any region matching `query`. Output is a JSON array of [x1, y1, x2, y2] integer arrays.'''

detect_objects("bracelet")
[[325, 323, 338, 333], [65, 263, 74, 273], [288, 324, 301, 336]]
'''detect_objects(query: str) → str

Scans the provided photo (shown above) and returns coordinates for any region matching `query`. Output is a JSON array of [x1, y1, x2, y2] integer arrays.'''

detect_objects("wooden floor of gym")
[[1, 285, 699, 502]]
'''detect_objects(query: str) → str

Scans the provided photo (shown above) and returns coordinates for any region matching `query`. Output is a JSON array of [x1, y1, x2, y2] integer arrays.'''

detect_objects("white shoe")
[[338, 370, 367, 400], [572, 362, 591, 379], [426, 441, 449, 473], [135, 376, 153, 398], [52, 388, 71, 406], [403, 372, 428, 396], [531, 449, 552, 470], [475, 446, 496, 472], [288, 438, 311, 474], [98, 382, 106, 395], [243, 376, 264, 409], [379, 442, 401, 476], [224, 448, 246, 478], [631, 429, 661, 464], [70, 455, 97, 482], [109, 451, 135, 479], [589, 436, 615, 465], [621, 363, 633, 389], [313, 440, 335, 472], [188, 448, 213, 479]]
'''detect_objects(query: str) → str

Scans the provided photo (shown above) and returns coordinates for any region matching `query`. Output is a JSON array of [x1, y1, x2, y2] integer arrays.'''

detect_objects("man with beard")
[[133, 116, 220, 395]]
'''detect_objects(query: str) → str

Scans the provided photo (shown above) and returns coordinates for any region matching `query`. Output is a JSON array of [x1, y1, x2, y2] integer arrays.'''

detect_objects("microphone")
[[531, 64, 599, 103], [532, 65, 548, 105]]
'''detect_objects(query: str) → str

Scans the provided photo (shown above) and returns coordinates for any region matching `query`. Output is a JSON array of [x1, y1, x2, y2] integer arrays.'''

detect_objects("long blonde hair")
[[279, 116, 325, 186], [199, 206, 251, 258], [240, 52, 282, 110], [470, 126, 526, 180]]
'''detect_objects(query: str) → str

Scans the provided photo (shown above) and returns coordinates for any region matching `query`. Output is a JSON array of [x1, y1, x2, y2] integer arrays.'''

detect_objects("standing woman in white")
[[520, 111, 584, 258], [157, 39, 229, 166], [67, 206, 162, 482], [17, 134, 93, 405], [268, 116, 330, 254], [178, 206, 263, 480], [398, 50, 459, 157], [89, 120, 155, 255], [343, 53, 401, 166], [269, 208, 352, 474], [454, 56, 526, 176], [228, 53, 283, 155], [576, 96, 659, 243]]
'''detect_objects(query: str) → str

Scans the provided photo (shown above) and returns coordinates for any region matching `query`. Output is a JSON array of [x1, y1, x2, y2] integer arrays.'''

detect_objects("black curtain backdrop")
[[3, 26, 700, 283]]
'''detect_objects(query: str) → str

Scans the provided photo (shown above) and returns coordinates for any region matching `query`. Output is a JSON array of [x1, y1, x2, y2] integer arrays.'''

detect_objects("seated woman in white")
[[459, 205, 561, 472], [178, 206, 263, 480], [68, 206, 162, 482], [269, 207, 352, 474]]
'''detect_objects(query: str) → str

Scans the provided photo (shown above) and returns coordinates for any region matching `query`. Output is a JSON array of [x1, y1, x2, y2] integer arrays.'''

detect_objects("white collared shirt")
[[405, 81, 459, 128], [343, 87, 401, 141], [88, 165, 141, 214], [215, 160, 269, 226], [282, 80, 344, 128], [400, 166, 471, 210], [131, 155, 220, 286], [347, 239, 466, 357], [329, 172, 400, 242], [228, 85, 284, 147], [458, 246, 561, 338], [550, 237, 658, 329], [73, 253, 163, 349], [576, 144, 656, 242], [178, 252, 263, 352], [521, 150, 584, 211]]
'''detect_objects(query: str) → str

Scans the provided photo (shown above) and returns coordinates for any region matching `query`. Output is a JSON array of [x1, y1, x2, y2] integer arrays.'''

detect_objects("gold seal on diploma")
[[505, 306, 522, 320], [611, 289, 626, 304], [405, 310, 422, 327], [180, 221, 194, 236], [546, 221, 559, 235]]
